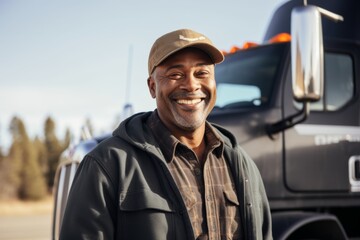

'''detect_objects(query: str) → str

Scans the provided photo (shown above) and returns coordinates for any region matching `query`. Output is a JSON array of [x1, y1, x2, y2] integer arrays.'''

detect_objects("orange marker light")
[[225, 33, 290, 55], [242, 41, 259, 49], [229, 46, 241, 53], [268, 33, 291, 43]]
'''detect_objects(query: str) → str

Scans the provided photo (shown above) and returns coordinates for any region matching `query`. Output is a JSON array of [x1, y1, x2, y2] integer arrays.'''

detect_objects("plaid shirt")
[[147, 112, 241, 240]]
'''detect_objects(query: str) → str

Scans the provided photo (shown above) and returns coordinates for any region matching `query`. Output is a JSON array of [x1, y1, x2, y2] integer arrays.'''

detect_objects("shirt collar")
[[147, 110, 224, 163]]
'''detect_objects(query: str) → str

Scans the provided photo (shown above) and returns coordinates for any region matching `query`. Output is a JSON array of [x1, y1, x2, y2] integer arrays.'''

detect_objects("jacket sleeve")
[[241, 148, 273, 240], [59, 155, 118, 240]]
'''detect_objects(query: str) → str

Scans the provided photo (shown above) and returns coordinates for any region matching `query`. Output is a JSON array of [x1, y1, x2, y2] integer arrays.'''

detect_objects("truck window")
[[215, 43, 287, 108], [216, 84, 261, 107], [300, 52, 354, 111]]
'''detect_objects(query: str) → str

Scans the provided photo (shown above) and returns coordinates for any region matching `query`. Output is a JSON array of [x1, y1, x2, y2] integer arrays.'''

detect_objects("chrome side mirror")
[[291, 4, 343, 102], [267, 4, 343, 136], [291, 5, 323, 102]]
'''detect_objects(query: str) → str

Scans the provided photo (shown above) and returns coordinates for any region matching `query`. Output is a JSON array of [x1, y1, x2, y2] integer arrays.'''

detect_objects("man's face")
[[148, 47, 216, 134]]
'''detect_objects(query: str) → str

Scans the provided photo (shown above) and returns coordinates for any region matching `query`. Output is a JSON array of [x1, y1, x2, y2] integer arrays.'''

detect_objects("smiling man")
[[60, 29, 272, 240]]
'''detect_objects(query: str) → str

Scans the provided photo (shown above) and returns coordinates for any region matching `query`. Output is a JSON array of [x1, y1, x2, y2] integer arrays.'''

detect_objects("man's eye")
[[168, 73, 183, 80], [196, 71, 210, 78]]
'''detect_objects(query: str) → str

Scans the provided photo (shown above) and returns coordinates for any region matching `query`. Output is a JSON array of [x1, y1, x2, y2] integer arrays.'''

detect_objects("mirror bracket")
[[266, 102, 309, 137]]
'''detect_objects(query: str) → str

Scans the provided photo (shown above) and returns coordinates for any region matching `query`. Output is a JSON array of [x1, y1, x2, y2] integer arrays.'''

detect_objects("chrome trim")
[[291, 5, 324, 102], [52, 138, 99, 239], [349, 156, 360, 192], [294, 124, 360, 135], [317, 7, 343, 22], [67, 162, 78, 195], [294, 124, 360, 146], [54, 165, 66, 239]]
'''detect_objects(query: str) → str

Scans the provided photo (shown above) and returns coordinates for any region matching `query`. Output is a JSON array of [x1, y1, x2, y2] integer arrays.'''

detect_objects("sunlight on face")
[[148, 48, 216, 133]]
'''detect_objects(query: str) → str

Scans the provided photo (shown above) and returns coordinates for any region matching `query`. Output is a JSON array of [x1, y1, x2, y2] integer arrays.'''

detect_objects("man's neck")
[[177, 126, 206, 163]]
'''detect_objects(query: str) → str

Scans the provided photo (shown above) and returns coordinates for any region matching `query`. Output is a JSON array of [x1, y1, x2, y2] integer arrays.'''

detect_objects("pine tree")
[[44, 116, 70, 190], [19, 138, 47, 200], [33, 136, 48, 178], [0, 118, 24, 199], [7, 116, 47, 200], [0, 140, 18, 199]]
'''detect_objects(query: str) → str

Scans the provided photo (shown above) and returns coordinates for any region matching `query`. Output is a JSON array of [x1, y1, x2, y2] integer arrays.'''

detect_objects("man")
[[60, 29, 272, 240]]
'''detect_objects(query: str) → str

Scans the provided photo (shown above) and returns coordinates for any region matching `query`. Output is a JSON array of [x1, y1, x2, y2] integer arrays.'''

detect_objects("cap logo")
[[179, 34, 206, 42]]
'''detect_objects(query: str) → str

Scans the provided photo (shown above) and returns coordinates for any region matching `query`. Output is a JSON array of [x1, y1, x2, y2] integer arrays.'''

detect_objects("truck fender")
[[272, 211, 348, 240]]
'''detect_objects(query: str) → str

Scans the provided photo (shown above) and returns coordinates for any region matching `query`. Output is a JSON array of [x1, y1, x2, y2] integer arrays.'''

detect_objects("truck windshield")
[[215, 43, 287, 108]]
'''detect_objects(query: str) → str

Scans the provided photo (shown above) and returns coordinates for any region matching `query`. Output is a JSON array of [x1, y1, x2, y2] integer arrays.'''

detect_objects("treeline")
[[0, 116, 71, 201]]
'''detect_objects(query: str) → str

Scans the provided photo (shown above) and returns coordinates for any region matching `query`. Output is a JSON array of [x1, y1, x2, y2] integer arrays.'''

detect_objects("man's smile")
[[176, 98, 203, 105]]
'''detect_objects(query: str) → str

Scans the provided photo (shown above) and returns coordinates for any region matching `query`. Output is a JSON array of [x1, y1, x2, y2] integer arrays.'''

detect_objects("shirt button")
[[206, 195, 211, 201], [194, 168, 201, 176]]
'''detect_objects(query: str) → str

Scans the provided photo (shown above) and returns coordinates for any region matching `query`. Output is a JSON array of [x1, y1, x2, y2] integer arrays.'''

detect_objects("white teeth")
[[177, 99, 202, 105]]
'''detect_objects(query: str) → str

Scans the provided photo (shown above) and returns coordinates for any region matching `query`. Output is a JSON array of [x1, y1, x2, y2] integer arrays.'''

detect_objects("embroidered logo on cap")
[[179, 34, 206, 42]]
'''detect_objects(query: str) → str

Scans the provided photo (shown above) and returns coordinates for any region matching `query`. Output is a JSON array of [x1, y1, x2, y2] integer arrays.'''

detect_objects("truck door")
[[283, 41, 360, 193]]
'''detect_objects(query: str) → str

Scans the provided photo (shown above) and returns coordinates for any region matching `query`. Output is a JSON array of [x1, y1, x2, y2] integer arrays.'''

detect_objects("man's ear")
[[147, 76, 156, 98]]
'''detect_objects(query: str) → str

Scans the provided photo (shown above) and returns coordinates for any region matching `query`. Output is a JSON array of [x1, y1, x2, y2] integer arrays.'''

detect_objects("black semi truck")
[[52, 0, 360, 239]]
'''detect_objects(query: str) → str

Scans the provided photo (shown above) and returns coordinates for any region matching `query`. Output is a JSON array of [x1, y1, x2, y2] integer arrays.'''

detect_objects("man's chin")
[[174, 114, 206, 131]]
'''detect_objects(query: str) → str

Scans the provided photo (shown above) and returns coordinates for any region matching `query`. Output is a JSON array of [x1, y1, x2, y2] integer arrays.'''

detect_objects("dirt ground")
[[0, 195, 53, 216]]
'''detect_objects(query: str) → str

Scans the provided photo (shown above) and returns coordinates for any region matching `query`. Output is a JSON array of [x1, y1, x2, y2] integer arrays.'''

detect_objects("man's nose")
[[181, 74, 200, 91]]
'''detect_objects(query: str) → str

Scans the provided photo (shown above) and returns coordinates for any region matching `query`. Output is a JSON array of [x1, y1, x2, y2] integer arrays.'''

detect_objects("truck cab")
[[52, 0, 360, 239], [209, 0, 360, 238]]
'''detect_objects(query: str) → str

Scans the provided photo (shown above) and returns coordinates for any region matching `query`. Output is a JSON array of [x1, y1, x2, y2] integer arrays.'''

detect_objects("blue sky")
[[0, 0, 285, 150]]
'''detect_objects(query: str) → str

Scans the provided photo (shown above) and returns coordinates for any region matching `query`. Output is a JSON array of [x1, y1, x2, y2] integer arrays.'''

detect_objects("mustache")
[[170, 91, 207, 99]]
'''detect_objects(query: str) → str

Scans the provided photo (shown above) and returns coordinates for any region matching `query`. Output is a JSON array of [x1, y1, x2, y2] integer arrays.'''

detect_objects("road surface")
[[0, 214, 51, 240]]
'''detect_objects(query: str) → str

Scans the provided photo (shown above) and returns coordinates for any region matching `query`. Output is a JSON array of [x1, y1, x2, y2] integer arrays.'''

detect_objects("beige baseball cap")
[[148, 29, 224, 75]]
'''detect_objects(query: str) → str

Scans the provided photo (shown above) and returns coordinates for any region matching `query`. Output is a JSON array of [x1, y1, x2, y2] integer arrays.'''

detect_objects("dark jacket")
[[59, 112, 272, 240]]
